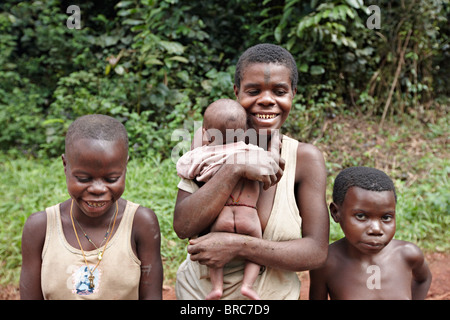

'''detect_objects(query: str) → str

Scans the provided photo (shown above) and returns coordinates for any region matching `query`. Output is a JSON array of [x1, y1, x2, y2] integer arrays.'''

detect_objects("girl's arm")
[[20, 211, 47, 300], [134, 207, 163, 300]]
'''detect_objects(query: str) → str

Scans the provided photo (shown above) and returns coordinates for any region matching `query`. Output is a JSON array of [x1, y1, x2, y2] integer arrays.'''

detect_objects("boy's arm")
[[20, 211, 47, 300], [309, 267, 329, 300], [404, 243, 432, 300], [134, 207, 163, 300]]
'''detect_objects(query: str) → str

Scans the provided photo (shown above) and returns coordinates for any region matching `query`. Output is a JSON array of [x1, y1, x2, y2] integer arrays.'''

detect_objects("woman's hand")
[[231, 131, 284, 190], [187, 232, 245, 268]]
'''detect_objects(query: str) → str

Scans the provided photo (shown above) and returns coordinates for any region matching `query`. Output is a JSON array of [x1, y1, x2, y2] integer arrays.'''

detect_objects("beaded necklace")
[[70, 199, 118, 289]]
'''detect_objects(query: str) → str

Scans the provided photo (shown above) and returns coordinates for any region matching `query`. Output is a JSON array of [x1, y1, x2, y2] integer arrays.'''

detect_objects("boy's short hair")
[[234, 43, 298, 91], [65, 114, 128, 154], [332, 166, 397, 205]]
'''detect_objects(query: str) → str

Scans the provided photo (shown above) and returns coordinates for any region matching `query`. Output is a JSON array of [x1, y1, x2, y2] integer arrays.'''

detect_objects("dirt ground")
[[2, 251, 448, 300]]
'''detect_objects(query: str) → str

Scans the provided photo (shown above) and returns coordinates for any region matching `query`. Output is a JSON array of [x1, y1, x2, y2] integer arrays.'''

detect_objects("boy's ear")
[[61, 154, 67, 172], [329, 202, 340, 223]]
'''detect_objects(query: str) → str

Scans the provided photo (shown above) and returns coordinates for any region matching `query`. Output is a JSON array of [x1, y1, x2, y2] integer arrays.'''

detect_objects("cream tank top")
[[41, 200, 141, 300], [175, 135, 302, 299]]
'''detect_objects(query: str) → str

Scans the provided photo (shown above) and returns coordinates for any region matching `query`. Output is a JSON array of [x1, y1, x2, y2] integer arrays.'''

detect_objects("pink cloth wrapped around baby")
[[176, 141, 264, 182]]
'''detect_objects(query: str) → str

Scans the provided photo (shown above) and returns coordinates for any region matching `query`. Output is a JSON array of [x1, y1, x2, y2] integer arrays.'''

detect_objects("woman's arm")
[[173, 148, 283, 239], [187, 143, 329, 272]]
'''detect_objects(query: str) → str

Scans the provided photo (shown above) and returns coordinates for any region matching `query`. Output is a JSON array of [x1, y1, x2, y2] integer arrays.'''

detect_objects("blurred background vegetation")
[[0, 0, 448, 287], [0, 0, 448, 158]]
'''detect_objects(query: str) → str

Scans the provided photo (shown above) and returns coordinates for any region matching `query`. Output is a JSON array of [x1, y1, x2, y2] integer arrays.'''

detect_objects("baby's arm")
[[403, 243, 432, 300]]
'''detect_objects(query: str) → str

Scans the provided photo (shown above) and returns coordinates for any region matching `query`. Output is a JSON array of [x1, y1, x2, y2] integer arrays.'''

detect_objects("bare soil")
[[2, 251, 448, 300]]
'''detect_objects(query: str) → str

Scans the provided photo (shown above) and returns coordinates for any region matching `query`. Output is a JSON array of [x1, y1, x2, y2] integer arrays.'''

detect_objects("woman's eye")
[[247, 90, 260, 96]]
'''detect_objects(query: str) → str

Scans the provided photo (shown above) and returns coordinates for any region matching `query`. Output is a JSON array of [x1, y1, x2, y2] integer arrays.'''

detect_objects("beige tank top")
[[41, 200, 141, 300], [175, 135, 302, 299]]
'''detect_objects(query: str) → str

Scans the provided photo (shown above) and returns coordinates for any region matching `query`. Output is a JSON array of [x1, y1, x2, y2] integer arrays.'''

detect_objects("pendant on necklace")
[[88, 274, 95, 289], [98, 251, 103, 261]]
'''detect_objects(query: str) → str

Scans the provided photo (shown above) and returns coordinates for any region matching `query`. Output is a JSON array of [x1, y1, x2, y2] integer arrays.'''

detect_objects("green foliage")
[[1, 0, 448, 157]]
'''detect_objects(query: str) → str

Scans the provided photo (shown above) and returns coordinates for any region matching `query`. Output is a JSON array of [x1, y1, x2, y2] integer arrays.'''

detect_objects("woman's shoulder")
[[287, 138, 326, 182], [282, 135, 324, 162]]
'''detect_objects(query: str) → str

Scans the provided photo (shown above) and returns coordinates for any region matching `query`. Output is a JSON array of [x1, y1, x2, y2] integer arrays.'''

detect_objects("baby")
[[309, 166, 432, 300], [177, 99, 263, 300]]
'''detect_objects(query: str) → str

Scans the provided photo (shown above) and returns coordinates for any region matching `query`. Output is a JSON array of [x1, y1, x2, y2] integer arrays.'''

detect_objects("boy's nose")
[[87, 180, 107, 194], [368, 220, 383, 236]]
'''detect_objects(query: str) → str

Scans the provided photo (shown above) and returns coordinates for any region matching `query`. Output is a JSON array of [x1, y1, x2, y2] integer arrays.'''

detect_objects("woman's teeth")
[[256, 114, 277, 119], [86, 201, 106, 208]]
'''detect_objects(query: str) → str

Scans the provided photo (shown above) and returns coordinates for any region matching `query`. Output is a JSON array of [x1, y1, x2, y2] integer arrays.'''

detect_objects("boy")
[[177, 99, 263, 300], [20, 114, 163, 299], [309, 166, 432, 300]]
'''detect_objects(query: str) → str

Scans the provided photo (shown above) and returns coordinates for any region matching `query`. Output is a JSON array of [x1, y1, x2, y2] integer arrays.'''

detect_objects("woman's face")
[[234, 62, 296, 134]]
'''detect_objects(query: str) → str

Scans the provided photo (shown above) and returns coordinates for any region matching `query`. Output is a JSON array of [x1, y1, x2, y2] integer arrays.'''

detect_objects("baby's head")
[[63, 114, 129, 217], [331, 167, 397, 254], [202, 99, 247, 146]]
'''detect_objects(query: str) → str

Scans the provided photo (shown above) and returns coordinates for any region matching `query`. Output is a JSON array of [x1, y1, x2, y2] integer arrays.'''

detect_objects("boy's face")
[[330, 186, 396, 255], [62, 138, 128, 218], [234, 63, 296, 134]]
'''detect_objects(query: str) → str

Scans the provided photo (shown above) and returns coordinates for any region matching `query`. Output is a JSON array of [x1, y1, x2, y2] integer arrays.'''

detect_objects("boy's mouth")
[[86, 201, 107, 208]]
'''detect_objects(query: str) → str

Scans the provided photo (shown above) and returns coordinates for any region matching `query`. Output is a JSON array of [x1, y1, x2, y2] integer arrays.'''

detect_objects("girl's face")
[[234, 63, 296, 134], [63, 138, 128, 219]]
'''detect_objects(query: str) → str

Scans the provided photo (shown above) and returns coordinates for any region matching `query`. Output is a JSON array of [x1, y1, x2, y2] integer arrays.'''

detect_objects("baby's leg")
[[241, 261, 261, 300], [211, 206, 235, 233], [234, 209, 262, 300], [206, 267, 224, 300], [206, 206, 234, 300]]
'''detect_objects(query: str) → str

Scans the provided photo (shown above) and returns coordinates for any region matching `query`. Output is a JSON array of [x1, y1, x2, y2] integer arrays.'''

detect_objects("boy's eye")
[[381, 215, 393, 222], [105, 177, 120, 183], [76, 176, 91, 183], [355, 213, 367, 221]]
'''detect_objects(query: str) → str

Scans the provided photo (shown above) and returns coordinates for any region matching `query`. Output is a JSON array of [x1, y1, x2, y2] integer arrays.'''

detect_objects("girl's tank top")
[[41, 200, 141, 299]]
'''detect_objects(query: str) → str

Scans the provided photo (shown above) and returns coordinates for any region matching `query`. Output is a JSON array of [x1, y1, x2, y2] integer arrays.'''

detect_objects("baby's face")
[[332, 187, 396, 255]]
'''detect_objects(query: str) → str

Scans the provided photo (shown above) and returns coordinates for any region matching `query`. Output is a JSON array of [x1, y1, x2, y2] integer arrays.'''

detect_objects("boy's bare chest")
[[328, 259, 413, 300]]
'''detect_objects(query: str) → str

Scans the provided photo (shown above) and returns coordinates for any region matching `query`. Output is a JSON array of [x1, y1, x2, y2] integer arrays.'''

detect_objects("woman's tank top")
[[41, 200, 141, 299], [175, 135, 302, 299]]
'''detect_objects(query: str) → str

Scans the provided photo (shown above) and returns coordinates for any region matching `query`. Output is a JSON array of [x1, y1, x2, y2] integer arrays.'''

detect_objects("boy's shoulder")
[[389, 239, 426, 266], [320, 238, 347, 270], [23, 210, 47, 233], [132, 203, 159, 233]]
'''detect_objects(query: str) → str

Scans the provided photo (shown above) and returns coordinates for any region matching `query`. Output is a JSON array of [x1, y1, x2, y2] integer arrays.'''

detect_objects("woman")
[[173, 43, 329, 299]]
